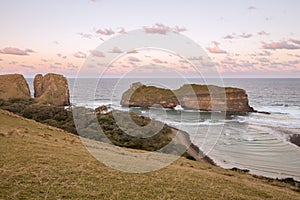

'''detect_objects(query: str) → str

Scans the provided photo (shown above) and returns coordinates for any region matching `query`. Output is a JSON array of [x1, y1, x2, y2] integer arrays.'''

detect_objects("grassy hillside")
[[0, 109, 299, 199]]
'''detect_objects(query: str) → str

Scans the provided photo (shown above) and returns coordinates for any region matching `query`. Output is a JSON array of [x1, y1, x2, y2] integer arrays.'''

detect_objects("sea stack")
[[121, 82, 255, 114], [34, 73, 70, 106], [0, 74, 31, 100]]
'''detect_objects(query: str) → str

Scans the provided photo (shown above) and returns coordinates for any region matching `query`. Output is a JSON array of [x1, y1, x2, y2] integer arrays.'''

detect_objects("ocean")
[[27, 78, 300, 180]]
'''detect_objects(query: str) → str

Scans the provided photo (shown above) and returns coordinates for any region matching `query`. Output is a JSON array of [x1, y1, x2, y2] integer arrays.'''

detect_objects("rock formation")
[[0, 74, 31, 100], [121, 82, 255, 113], [34, 73, 70, 106]]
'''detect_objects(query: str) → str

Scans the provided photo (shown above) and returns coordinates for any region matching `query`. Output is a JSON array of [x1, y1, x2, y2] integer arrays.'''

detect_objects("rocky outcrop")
[[121, 82, 255, 113], [34, 73, 70, 106], [121, 82, 179, 109], [0, 74, 30, 100]]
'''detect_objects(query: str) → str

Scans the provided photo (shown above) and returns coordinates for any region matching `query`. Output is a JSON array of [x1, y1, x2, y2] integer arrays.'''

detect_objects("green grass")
[[0, 109, 299, 199]]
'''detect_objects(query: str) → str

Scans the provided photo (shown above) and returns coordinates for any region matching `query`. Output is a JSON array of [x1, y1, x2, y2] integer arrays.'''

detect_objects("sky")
[[0, 0, 300, 78]]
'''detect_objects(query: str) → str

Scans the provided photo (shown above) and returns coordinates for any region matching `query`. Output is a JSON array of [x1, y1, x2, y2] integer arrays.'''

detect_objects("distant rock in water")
[[0, 74, 30, 100], [34, 73, 70, 106], [121, 82, 255, 113]]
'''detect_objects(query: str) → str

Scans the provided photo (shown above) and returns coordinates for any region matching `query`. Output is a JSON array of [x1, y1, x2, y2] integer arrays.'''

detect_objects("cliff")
[[34, 73, 70, 106], [121, 82, 255, 113], [0, 74, 30, 100]]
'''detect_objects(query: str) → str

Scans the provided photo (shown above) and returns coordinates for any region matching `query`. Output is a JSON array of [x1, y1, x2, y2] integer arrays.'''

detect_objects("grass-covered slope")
[[0, 109, 299, 199]]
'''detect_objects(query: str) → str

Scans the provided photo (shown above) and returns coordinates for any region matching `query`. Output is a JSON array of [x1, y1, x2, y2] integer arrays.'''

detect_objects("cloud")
[[127, 49, 138, 54], [0, 47, 35, 56], [220, 58, 236, 65], [49, 65, 59, 69], [258, 50, 271, 56], [188, 56, 203, 61], [262, 41, 300, 50], [143, 23, 187, 34], [240, 33, 253, 38], [9, 61, 18, 65], [86, 64, 96, 68], [248, 6, 256, 10], [143, 23, 171, 34], [178, 59, 188, 64], [127, 56, 141, 62], [152, 58, 167, 64], [89, 50, 105, 57], [207, 41, 227, 54], [20, 64, 35, 69], [96, 28, 115, 35], [224, 34, 236, 39], [25, 49, 35, 53], [78, 32, 93, 39], [173, 26, 187, 33], [0, 58, 3, 61], [290, 39, 300, 45], [257, 31, 269, 36], [110, 47, 123, 53], [54, 62, 62, 65], [257, 58, 270, 63], [57, 53, 62, 57], [181, 66, 188, 69], [73, 51, 87, 58], [118, 27, 126, 34], [67, 63, 78, 69]]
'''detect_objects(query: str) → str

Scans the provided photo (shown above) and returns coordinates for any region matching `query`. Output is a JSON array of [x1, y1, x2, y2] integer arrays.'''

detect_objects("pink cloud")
[[143, 23, 187, 34], [240, 33, 253, 38], [89, 50, 105, 57], [207, 41, 227, 54], [257, 31, 269, 36], [257, 58, 270, 63], [290, 39, 300, 45], [118, 27, 126, 34], [20, 64, 35, 69], [127, 56, 141, 62], [262, 41, 300, 50], [127, 49, 138, 54], [248, 6, 256, 10], [73, 51, 87, 59], [188, 56, 203, 61], [144, 23, 171, 34], [78, 32, 93, 39], [224, 34, 236, 39], [111, 47, 123, 53], [258, 50, 271, 56], [220, 58, 236, 65], [0, 47, 35, 56], [96, 28, 115, 35], [68, 63, 78, 69], [153, 58, 167, 64], [173, 26, 187, 33]]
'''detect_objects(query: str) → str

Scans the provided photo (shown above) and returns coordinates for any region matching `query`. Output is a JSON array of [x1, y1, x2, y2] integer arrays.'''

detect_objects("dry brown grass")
[[0, 109, 299, 199]]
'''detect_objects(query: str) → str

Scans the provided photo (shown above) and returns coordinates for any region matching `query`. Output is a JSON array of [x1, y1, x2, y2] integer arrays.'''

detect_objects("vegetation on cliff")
[[0, 98, 200, 160]]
